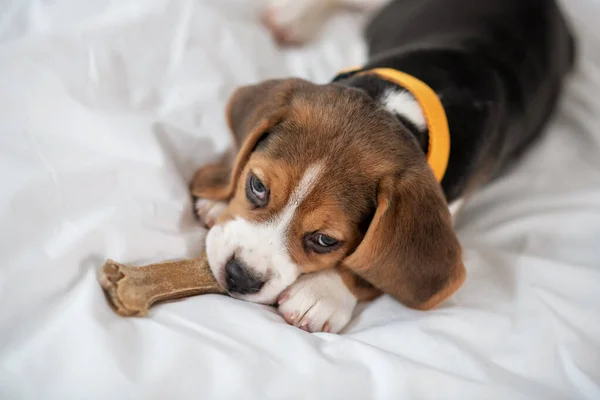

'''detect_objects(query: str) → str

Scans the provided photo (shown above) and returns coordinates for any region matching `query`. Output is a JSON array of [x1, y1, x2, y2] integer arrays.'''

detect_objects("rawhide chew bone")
[[98, 252, 225, 316]]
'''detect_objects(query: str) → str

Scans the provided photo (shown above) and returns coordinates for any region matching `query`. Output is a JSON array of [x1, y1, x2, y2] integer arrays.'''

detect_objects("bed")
[[1, 0, 599, 398]]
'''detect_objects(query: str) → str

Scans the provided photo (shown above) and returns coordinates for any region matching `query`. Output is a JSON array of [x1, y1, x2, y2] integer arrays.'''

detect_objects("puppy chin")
[[205, 217, 301, 305], [230, 278, 291, 305]]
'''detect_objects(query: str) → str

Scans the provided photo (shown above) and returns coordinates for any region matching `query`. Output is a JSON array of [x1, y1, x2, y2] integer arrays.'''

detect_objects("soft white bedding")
[[1, 0, 599, 398]]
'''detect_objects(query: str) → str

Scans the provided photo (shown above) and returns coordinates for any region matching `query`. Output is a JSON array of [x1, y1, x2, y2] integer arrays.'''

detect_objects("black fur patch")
[[333, 0, 574, 202]]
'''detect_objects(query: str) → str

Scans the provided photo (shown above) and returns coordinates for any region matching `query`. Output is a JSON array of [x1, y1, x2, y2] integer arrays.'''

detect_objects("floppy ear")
[[191, 79, 295, 201], [343, 165, 466, 310]]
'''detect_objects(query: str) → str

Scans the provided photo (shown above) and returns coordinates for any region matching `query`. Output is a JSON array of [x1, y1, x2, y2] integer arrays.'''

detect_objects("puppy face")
[[206, 97, 380, 304], [196, 79, 465, 308]]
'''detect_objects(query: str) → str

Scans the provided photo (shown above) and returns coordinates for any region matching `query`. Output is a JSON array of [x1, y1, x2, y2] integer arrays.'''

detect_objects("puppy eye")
[[250, 175, 266, 197], [305, 233, 341, 254], [316, 234, 337, 247], [246, 172, 269, 208]]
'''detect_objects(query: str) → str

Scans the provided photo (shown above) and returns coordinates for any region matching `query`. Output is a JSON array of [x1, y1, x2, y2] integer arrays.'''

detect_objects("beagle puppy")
[[191, 0, 575, 333]]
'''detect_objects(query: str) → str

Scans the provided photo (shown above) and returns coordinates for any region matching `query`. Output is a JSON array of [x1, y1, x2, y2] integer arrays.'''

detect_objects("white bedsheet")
[[1, 0, 599, 398]]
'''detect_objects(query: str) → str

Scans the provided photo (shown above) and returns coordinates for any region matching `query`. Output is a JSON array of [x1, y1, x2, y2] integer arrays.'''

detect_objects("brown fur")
[[338, 267, 382, 301], [192, 78, 466, 309]]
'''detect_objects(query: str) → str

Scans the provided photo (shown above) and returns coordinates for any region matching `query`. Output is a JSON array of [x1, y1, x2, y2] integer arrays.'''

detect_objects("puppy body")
[[344, 0, 575, 202], [192, 0, 575, 332]]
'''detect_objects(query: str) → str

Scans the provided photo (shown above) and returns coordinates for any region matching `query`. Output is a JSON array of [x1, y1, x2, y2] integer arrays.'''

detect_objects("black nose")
[[225, 258, 264, 295]]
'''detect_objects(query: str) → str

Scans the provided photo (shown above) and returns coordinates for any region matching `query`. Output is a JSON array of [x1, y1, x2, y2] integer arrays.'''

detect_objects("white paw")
[[262, 0, 337, 45], [277, 270, 357, 333], [194, 198, 227, 228]]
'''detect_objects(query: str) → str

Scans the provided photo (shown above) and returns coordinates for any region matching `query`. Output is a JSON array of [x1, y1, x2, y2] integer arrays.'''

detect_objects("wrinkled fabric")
[[0, 0, 599, 399]]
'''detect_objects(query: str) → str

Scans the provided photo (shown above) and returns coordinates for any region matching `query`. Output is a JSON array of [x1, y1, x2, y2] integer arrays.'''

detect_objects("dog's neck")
[[334, 67, 453, 184], [337, 73, 430, 154], [334, 50, 509, 203]]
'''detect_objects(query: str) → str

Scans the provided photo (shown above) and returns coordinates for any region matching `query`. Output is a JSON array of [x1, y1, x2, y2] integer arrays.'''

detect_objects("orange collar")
[[337, 67, 450, 182]]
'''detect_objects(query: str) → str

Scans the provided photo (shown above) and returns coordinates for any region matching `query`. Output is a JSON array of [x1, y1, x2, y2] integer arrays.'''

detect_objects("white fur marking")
[[382, 89, 427, 130], [448, 198, 464, 222], [277, 164, 323, 231], [205, 164, 324, 304], [278, 269, 357, 333], [195, 198, 227, 227]]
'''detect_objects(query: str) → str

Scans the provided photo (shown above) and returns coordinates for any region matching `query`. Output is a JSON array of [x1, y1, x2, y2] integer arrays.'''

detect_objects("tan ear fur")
[[338, 267, 382, 302], [190, 79, 297, 201], [343, 166, 466, 310], [190, 160, 233, 200]]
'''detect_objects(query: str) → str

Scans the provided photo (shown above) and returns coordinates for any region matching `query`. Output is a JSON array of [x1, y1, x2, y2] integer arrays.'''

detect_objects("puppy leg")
[[277, 269, 358, 333], [190, 162, 231, 228], [194, 198, 227, 229], [262, 0, 391, 45], [262, 0, 338, 45]]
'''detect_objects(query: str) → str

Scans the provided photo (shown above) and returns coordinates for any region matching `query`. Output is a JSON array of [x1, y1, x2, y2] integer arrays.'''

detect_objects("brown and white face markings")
[[193, 78, 465, 332], [206, 162, 328, 304]]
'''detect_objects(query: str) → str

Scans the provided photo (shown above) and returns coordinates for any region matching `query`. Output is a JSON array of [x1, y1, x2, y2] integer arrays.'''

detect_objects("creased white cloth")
[[0, 0, 599, 399]]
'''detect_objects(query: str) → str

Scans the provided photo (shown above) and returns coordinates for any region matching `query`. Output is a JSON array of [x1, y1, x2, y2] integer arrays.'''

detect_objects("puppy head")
[[196, 79, 465, 307]]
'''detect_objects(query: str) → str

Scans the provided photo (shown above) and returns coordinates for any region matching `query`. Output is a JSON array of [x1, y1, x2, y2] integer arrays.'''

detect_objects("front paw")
[[277, 270, 357, 333], [193, 198, 227, 229]]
